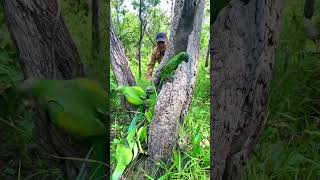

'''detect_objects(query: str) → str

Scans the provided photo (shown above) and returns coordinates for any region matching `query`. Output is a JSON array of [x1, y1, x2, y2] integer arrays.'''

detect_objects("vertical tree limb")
[[110, 19, 136, 112], [147, 0, 206, 176], [210, 0, 285, 179]]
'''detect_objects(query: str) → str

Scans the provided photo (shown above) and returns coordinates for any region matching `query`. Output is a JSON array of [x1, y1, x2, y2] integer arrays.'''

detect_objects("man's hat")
[[156, 32, 167, 43]]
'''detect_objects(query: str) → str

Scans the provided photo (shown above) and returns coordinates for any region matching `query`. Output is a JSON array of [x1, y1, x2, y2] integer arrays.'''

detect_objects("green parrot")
[[17, 78, 107, 180], [159, 52, 190, 88], [112, 85, 147, 179], [115, 85, 146, 106]]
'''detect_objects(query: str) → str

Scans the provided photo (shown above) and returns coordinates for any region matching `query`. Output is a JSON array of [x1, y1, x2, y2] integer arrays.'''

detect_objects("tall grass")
[[244, 1, 320, 179]]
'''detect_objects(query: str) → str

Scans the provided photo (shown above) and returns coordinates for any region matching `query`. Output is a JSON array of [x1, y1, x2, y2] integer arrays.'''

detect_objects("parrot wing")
[[23, 78, 107, 138], [131, 86, 146, 99]]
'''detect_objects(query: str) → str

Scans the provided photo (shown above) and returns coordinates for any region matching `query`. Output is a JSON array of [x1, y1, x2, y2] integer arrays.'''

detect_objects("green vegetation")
[[244, 1, 320, 179], [110, 0, 210, 179]]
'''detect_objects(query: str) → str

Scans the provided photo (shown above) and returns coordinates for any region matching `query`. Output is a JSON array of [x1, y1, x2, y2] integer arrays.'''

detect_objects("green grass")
[[110, 57, 210, 179], [243, 1, 320, 179], [160, 62, 210, 179]]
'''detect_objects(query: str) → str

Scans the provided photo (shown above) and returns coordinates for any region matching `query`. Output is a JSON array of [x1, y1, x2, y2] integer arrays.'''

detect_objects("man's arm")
[[146, 48, 158, 80]]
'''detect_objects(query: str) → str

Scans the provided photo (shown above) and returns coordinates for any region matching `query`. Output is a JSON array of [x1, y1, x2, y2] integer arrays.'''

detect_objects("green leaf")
[[112, 143, 133, 180], [115, 143, 132, 165], [191, 133, 203, 156], [126, 127, 136, 148], [139, 126, 147, 144], [136, 126, 145, 140], [112, 163, 126, 180], [137, 139, 145, 154], [133, 142, 139, 160]]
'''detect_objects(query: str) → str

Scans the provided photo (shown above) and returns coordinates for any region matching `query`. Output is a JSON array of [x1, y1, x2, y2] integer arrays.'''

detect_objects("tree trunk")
[[1, 0, 89, 179], [210, 0, 285, 179], [304, 0, 315, 19], [115, 0, 120, 32], [137, 0, 145, 79], [91, 0, 106, 85], [147, 0, 206, 176], [92, 0, 99, 74], [110, 19, 136, 112]]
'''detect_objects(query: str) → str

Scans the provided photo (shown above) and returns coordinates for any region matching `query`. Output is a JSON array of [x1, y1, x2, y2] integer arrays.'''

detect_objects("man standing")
[[146, 32, 168, 80]]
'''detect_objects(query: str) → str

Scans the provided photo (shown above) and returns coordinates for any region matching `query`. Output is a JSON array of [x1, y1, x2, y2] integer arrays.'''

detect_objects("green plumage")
[[115, 86, 146, 106], [19, 78, 107, 138], [17, 78, 107, 179], [159, 52, 189, 87]]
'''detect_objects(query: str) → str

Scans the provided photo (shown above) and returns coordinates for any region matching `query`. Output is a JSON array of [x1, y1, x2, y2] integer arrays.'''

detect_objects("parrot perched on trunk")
[[159, 52, 190, 88], [17, 78, 108, 180]]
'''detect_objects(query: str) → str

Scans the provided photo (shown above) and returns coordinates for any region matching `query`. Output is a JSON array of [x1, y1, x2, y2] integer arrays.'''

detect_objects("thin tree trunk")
[[110, 19, 136, 112], [147, 0, 206, 177], [137, 0, 144, 79], [1, 0, 89, 179], [115, 0, 120, 33], [210, 0, 285, 179]]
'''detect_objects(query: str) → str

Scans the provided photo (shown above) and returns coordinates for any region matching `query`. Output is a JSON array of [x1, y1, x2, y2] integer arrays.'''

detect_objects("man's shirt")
[[146, 46, 165, 79]]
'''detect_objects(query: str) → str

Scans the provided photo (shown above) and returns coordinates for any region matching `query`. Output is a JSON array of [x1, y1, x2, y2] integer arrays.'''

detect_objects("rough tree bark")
[[110, 19, 136, 112], [304, 0, 315, 19], [147, 0, 206, 176], [210, 0, 285, 179], [1, 0, 89, 179]]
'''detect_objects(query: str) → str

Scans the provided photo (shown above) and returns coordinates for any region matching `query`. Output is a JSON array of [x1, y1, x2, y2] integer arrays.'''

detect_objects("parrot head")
[[178, 52, 190, 63], [114, 85, 125, 93]]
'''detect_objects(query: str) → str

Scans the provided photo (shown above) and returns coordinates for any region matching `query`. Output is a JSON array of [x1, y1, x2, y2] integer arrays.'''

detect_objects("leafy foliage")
[[112, 85, 155, 179]]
